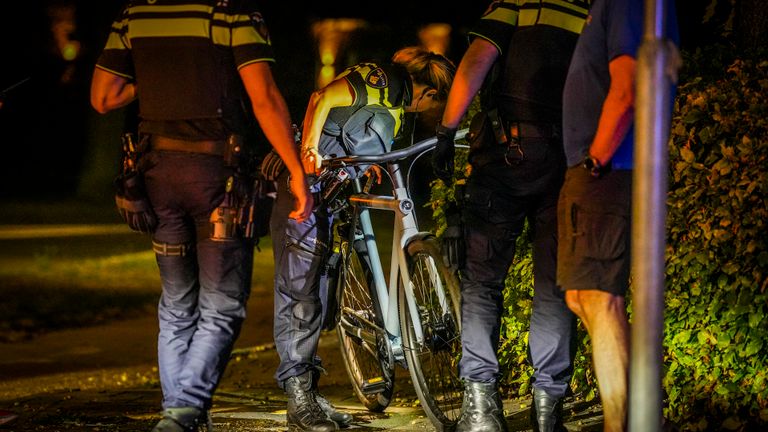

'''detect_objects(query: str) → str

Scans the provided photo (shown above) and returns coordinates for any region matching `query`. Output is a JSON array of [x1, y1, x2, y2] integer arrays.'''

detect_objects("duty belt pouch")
[[467, 108, 506, 167], [223, 134, 244, 167], [243, 174, 275, 241], [114, 133, 157, 234], [259, 150, 285, 181], [210, 175, 239, 241]]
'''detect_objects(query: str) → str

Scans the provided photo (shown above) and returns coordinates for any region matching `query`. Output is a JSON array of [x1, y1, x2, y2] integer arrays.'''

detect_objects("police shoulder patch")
[[365, 67, 388, 89]]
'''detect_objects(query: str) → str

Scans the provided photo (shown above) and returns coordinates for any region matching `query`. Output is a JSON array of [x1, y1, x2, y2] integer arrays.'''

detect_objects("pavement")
[[0, 218, 604, 431], [0, 326, 604, 432]]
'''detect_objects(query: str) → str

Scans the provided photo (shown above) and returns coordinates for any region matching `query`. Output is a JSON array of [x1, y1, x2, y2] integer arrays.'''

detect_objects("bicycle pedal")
[[360, 377, 388, 395]]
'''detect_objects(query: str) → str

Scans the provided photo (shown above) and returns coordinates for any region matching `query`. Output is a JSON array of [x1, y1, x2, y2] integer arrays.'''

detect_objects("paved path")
[[0, 222, 604, 431]]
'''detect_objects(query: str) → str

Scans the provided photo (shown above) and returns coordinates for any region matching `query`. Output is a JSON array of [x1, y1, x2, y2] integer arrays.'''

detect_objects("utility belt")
[[150, 134, 244, 167], [148, 133, 272, 243], [151, 136, 226, 155], [467, 108, 561, 168]]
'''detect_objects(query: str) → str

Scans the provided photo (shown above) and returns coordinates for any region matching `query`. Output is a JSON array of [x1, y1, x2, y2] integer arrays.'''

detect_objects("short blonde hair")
[[392, 46, 456, 102]]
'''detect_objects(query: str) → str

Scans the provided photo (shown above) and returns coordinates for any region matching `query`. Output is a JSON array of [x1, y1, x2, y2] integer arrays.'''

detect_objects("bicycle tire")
[[336, 237, 395, 412], [399, 237, 463, 431]]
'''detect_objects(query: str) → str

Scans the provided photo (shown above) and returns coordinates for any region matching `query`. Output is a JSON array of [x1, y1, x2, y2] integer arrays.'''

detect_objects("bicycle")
[[320, 129, 468, 431]]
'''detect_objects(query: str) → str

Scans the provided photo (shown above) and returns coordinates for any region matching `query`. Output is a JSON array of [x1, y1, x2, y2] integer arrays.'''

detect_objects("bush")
[[430, 46, 768, 429], [663, 51, 768, 430]]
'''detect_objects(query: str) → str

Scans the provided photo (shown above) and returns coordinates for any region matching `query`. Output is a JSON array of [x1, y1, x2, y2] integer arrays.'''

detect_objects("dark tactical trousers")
[[143, 151, 253, 409], [270, 170, 332, 386], [459, 137, 576, 398]]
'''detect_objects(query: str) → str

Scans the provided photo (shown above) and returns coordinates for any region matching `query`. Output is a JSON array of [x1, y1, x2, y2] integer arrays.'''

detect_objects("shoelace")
[[292, 388, 328, 421]]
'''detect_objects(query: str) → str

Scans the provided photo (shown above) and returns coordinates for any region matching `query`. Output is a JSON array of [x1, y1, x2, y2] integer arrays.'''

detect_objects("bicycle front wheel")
[[399, 237, 463, 431], [336, 238, 395, 412]]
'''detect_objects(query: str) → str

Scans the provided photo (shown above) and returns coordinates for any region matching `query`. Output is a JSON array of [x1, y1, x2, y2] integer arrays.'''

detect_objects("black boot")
[[311, 368, 353, 427], [531, 388, 566, 432], [456, 380, 508, 432], [315, 393, 353, 427], [151, 407, 211, 432], [285, 372, 339, 432]]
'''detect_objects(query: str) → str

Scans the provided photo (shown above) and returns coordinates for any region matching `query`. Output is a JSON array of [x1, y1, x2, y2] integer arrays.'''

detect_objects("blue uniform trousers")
[[459, 137, 576, 398], [143, 150, 253, 409], [270, 170, 332, 386]]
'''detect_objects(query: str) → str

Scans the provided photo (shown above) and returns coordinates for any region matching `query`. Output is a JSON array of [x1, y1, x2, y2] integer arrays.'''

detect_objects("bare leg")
[[566, 290, 628, 432]]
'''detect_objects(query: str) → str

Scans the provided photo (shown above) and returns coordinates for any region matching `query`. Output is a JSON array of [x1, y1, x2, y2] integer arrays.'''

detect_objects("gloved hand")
[[432, 124, 457, 184]]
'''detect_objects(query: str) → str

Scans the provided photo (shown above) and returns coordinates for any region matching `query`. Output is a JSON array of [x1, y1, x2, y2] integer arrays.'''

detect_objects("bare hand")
[[288, 174, 314, 222], [364, 165, 383, 185], [301, 147, 323, 176]]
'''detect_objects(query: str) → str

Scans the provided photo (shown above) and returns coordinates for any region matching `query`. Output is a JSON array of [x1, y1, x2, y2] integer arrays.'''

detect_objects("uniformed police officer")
[[431, 1, 591, 431], [90, 1, 312, 431], [270, 47, 455, 432]]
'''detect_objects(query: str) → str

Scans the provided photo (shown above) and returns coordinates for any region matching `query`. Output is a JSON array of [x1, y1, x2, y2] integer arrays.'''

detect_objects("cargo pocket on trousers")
[[570, 203, 628, 261]]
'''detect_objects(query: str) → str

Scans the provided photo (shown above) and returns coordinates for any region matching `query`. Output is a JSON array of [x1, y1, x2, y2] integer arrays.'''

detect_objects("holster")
[[441, 183, 466, 273], [467, 108, 507, 167], [210, 155, 276, 244], [114, 133, 157, 234]]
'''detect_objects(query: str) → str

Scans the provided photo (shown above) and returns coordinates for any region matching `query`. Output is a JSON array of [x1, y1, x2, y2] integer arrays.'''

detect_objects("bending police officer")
[[269, 46, 455, 432]]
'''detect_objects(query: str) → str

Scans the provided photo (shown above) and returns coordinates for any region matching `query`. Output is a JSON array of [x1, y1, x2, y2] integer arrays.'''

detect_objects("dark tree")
[[734, 0, 768, 52]]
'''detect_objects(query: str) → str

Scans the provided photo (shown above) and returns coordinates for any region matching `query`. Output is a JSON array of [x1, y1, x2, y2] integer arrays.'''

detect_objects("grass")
[[0, 227, 278, 342]]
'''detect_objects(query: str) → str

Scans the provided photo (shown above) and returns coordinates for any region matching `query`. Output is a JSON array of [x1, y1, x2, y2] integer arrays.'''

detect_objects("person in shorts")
[[558, 0, 678, 430]]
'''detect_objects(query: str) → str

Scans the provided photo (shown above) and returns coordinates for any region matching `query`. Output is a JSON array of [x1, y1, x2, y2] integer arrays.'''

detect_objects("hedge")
[[429, 46, 767, 429]]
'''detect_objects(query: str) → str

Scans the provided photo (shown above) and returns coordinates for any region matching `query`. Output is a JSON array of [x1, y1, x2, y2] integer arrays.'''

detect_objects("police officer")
[[431, 1, 590, 431], [90, 1, 312, 431], [270, 47, 455, 432]]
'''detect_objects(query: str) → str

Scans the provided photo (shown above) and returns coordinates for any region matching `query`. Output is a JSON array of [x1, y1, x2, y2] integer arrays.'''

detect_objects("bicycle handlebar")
[[322, 128, 468, 169]]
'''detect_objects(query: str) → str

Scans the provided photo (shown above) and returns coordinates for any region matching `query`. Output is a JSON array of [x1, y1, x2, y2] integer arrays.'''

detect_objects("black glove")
[[432, 124, 457, 184]]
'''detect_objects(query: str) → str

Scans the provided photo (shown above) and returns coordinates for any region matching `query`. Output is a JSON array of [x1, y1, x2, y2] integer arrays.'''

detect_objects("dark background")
[[0, 0, 488, 202], [0, 0, 723, 203]]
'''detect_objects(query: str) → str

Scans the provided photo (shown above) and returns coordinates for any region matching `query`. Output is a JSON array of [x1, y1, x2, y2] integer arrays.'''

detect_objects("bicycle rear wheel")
[[399, 237, 463, 431], [336, 237, 395, 412]]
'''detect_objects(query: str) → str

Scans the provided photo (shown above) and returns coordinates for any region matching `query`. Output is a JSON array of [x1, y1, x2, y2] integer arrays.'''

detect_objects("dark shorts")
[[557, 167, 632, 295]]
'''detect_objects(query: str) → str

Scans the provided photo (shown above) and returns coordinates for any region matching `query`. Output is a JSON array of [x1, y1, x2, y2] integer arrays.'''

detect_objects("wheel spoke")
[[400, 239, 464, 427], [337, 239, 394, 412]]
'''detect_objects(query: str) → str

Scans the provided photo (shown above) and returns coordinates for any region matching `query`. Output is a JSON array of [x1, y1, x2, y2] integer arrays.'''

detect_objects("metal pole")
[[630, 0, 678, 430]]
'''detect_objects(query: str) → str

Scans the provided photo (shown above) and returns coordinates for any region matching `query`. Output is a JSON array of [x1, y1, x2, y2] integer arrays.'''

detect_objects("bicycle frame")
[[331, 129, 468, 364]]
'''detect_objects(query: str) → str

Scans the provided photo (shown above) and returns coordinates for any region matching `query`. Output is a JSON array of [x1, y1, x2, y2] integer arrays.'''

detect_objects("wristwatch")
[[582, 154, 611, 178]]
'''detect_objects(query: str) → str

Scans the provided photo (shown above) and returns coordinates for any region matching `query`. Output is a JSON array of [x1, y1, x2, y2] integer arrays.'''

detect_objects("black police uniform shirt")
[[95, 0, 275, 140], [469, 0, 591, 123]]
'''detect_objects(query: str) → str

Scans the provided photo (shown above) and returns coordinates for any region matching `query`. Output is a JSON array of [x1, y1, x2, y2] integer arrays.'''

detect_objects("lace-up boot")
[[151, 407, 212, 432], [284, 372, 339, 432], [531, 388, 566, 432], [456, 380, 508, 432], [310, 368, 352, 426]]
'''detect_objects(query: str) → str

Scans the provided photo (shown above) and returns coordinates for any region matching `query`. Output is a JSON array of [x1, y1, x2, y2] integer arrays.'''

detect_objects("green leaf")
[[683, 108, 705, 125], [721, 417, 743, 430], [744, 340, 763, 357], [680, 146, 695, 163]]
